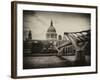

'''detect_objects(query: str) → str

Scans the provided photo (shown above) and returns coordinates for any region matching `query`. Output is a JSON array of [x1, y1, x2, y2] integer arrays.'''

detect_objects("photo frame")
[[11, 1, 98, 78]]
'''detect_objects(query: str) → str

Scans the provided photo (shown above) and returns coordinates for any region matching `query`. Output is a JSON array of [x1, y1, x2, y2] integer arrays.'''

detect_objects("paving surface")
[[23, 55, 90, 69]]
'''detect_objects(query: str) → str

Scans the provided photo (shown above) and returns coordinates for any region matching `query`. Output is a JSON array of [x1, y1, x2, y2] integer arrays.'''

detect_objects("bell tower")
[[28, 30, 32, 40]]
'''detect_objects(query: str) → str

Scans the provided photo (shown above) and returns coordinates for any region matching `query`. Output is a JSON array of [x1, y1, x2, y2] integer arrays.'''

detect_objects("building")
[[23, 19, 90, 57], [28, 30, 32, 40], [46, 20, 57, 41]]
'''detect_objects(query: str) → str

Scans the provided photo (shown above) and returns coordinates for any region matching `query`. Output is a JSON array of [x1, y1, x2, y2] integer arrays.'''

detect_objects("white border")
[[17, 3, 96, 76]]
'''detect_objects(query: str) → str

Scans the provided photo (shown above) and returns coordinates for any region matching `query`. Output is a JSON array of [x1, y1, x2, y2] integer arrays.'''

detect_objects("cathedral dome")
[[46, 20, 57, 40], [47, 20, 56, 33]]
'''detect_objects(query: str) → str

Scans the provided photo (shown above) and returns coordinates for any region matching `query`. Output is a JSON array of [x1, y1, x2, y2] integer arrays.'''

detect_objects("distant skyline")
[[23, 10, 90, 40]]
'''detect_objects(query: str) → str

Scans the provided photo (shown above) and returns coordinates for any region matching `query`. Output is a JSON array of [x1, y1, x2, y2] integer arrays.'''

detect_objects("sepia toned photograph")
[[11, 1, 97, 78], [23, 10, 91, 69]]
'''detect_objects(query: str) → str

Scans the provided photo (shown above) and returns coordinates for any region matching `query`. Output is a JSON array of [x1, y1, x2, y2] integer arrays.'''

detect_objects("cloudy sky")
[[23, 10, 90, 40]]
